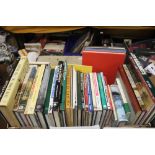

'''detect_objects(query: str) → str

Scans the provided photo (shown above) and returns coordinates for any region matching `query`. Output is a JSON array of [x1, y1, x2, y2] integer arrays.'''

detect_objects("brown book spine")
[[128, 56, 155, 103]]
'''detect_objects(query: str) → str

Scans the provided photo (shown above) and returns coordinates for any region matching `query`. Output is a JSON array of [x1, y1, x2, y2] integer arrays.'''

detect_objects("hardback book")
[[81, 73, 85, 126], [65, 65, 73, 126], [82, 46, 126, 84], [48, 66, 59, 127], [44, 68, 55, 128], [97, 73, 108, 128], [77, 71, 82, 126], [14, 65, 37, 127], [59, 61, 67, 127], [24, 65, 46, 128], [72, 66, 78, 126], [117, 72, 136, 124], [87, 73, 94, 126], [83, 73, 89, 126], [35, 64, 51, 129], [52, 61, 64, 127], [89, 73, 97, 126], [115, 75, 131, 120], [128, 53, 155, 124], [119, 66, 145, 124], [0, 57, 29, 127], [110, 85, 128, 127], [92, 73, 102, 125]]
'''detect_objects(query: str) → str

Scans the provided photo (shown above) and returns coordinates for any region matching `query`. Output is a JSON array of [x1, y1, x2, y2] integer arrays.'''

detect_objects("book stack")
[[0, 57, 132, 128], [117, 52, 155, 126]]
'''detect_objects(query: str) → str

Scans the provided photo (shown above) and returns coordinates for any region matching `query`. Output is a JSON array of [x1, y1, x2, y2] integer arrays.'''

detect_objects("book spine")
[[84, 74, 88, 112], [65, 65, 71, 126], [49, 66, 59, 113], [123, 64, 145, 107], [24, 65, 45, 114], [60, 61, 67, 111], [53, 61, 64, 110], [77, 71, 82, 109], [93, 73, 102, 110], [110, 85, 128, 123], [19, 66, 37, 109], [115, 76, 131, 115], [97, 73, 107, 109], [73, 67, 77, 109], [0, 57, 29, 107], [130, 53, 155, 99], [89, 73, 97, 111], [44, 69, 55, 114], [36, 65, 51, 111]]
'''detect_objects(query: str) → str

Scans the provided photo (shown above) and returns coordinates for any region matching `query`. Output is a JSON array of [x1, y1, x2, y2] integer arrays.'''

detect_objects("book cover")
[[82, 47, 126, 84]]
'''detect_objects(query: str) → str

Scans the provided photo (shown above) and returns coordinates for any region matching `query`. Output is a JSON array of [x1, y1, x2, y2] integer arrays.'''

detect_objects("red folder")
[[82, 50, 126, 84]]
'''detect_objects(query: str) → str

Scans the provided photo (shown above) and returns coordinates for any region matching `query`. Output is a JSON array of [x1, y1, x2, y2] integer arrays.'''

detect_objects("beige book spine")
[[24, 65, 45, 115]]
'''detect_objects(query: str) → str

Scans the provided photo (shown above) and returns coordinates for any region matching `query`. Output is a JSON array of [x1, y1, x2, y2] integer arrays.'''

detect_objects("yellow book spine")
[[0, 57, 29, 108], [24, 65, 45, 115]]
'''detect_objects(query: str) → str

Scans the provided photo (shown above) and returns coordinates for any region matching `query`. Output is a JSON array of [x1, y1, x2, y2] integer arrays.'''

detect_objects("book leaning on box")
[[0, 57, 29, 127]]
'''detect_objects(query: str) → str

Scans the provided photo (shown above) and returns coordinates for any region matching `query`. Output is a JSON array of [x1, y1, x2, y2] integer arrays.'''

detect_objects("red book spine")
[[128, 56, 155, 103]]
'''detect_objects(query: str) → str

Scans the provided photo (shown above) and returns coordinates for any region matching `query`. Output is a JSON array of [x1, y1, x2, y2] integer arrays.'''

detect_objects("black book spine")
[[53, 61, 64, 110]]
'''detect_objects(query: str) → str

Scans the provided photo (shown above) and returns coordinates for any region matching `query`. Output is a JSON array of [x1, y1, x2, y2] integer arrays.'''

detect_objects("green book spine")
[[44, 68, 54, 114], [97, 73, 107, 109], [77, 71, 82, 109], [60, 61, 67, 111]]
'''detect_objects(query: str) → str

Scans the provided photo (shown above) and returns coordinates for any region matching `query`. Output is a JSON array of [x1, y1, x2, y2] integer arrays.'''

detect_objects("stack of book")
[[0, 56, 133, 128], [118, 52, 155, 126]]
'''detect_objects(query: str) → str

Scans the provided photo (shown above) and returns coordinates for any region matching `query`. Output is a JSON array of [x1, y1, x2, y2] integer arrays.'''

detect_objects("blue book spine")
[[87, 74, 93, 112]]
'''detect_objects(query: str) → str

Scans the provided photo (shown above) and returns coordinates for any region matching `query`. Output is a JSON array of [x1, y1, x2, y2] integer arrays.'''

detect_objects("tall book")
[[89, 73, 97, 125], [97, 73, 108, 128], [44, 68, 55, 128], [52, 61, 64, 127], [72, 66, 78, 126], [65, 65, 72, 126], [47, 66, 59, 128], [35, 65, 51, 129], [92, 73, 102, 125], [60, 61, 67, 127], [0, 57, 29, 127], [24, 65, 46, 128]]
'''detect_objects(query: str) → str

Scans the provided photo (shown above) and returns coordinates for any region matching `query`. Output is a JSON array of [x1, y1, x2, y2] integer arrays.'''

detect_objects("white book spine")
[[49, 66, 59, 113], [73, 67, 77, 108]]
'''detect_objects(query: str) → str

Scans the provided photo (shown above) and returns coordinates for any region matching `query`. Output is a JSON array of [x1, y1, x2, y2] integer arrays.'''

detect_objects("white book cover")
[[72, 67, 77, 108], [49, 66, 59, 113]]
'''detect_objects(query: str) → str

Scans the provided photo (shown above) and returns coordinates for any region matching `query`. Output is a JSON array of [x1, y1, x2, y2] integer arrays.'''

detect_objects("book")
[[65, 65, 72, 126], [0, 57, 29, 127], [82, 46, 126, 84], [110, 85, 128, 127], [24, 65, 45, 128], [115, 75, 131, 120], [15, 65, 37, 127], [92, 73, 102, 125], [60, 61, 67, 127], [53, 61, 64, 127], [44, 68, 55, 128], [97, 73, 108, 127], [35, 64, 51, 129]]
